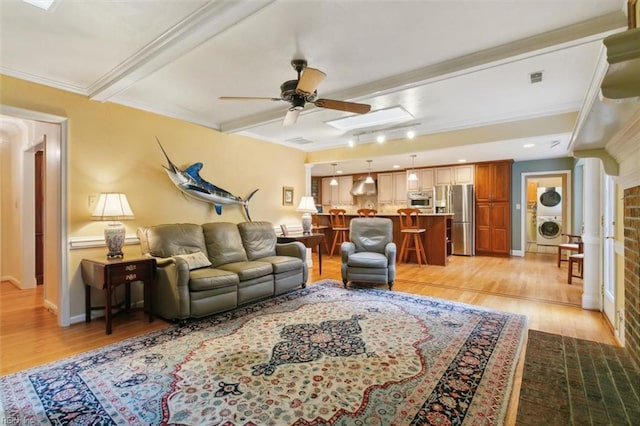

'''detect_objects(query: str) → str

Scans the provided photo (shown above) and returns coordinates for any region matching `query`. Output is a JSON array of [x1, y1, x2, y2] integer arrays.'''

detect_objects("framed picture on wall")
[[283, 187, 294, 206]]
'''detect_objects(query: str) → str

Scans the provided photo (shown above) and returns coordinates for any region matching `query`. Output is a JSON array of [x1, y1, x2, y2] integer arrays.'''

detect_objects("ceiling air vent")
[[285, 137, 314, 145], [530, 71, 543, 84]]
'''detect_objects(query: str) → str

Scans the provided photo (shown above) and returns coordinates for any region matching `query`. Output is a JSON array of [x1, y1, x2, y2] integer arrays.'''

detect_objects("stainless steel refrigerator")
[[436, 184, 475, 256]]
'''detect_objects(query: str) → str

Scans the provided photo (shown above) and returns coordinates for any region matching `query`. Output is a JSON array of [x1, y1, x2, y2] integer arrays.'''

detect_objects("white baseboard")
[[1, 275, 21, 287], [511, 249, 525, 257]]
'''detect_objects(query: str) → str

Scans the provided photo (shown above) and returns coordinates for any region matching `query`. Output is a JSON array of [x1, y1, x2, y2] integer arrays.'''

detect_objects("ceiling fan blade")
[[296, 67, 326, 96], [283, 109, 300, 126], [218, 96, 281, 101], [314, 98, 371, 114]]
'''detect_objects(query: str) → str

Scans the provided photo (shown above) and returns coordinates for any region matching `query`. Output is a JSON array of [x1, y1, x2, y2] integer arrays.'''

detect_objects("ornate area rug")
[[1, 280, 527, 425]]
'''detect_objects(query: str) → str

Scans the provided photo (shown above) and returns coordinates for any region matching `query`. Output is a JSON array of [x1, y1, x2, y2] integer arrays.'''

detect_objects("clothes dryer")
[[536, 187, 562, 216], [537, 215, 563, 245]]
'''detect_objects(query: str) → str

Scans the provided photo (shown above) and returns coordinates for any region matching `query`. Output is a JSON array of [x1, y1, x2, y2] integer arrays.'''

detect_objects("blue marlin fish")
[[156, 137, 259, 221]]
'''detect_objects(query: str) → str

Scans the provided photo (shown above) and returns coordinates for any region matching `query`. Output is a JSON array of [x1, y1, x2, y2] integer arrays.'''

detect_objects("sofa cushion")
[[174, 251, 211, 270], [202, 222, 248, 267], [347, 251, 388, 268], [258, 256, 303, 274], [217, 261, 272, 281], [138, 223, 206, 258], [189, 268, 239, 292], [237, 221, 277, 260]]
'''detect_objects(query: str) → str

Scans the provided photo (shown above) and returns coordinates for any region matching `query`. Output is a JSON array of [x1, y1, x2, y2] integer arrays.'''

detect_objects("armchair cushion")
[[347, 252, 389, 268]]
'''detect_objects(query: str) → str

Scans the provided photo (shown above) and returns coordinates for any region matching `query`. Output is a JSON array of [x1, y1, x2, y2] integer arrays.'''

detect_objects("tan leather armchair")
[[341, 218, 396, 289]]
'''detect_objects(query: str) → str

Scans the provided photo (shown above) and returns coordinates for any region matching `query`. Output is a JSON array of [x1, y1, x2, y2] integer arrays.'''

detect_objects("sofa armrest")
[[276, 241, 306, 260], [144, 255, 191, 320]]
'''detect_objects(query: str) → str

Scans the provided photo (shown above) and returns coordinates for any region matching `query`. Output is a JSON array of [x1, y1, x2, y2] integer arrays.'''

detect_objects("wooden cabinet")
[[321, 176, 353, 206], [434, 165, 475, 185], [407, 168, 434, 191], [474, 161, 511, 256], [378, 172, 407, 204]]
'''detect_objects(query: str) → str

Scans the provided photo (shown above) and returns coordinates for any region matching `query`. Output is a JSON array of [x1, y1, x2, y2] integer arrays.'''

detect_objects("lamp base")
[[301, 213, 312, 235], [105, 222, 125, 259]]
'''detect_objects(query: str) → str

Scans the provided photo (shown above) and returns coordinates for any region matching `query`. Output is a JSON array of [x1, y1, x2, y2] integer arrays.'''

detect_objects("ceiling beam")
[[89, 0, 275, 102], [220, 11, 626, 134]]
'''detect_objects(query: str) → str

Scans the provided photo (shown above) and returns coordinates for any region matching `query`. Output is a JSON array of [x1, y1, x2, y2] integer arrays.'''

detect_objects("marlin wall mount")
[[156, 137, 258, 221]]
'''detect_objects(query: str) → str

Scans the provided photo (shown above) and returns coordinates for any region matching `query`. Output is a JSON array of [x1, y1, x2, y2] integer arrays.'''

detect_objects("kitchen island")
[[315, 213, 454, 266]]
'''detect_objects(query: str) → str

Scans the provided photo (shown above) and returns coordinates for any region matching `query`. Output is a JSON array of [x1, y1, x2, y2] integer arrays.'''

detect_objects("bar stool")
[[397, 208, 428, 266], [329, 209, 349, 257], [311, 214, 330, 254], [357, 208, 377, 217], [568, 253, 584, 284]]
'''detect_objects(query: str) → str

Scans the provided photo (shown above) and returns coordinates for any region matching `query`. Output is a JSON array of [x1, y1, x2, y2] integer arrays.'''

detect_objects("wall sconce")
[[91, 192, 134, 258], [296, 196, 317, 235]]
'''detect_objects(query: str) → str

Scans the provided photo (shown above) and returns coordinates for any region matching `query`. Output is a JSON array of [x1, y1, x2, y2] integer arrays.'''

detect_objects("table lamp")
[[296, 196, 317, 235], [91, 192, 135, 259]]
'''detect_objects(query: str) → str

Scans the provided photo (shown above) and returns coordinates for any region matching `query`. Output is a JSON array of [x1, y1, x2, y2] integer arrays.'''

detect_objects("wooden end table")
[[278, 233, 325, 275], [81, 257, 156, 335]]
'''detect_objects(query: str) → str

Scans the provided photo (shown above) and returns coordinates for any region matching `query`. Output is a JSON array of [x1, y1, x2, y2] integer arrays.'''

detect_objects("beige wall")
[[1, 74, 308, 320]]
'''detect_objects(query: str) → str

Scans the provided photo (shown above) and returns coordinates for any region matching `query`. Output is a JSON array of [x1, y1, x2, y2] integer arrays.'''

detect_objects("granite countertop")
[[317, 212, 454, 217]]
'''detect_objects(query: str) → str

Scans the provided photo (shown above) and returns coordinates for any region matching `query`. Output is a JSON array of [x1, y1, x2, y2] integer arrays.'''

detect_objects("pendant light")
[[407, 154, 418, 181], [329, 163, 338, 186], [365, 160, 374, 184]]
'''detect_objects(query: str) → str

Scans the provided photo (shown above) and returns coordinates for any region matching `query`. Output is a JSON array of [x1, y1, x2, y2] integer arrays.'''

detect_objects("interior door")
[[35, 150, 44, 285], [602, 175, 616, 329]]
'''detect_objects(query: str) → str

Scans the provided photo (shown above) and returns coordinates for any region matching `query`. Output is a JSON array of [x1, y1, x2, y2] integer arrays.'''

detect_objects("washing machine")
[[537, 187, 562, 216], [537, 215, 563, 245]]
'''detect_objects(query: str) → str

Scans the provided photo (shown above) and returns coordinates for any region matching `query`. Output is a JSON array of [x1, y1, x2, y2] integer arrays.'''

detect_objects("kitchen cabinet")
[[474, 160, 511, 256], [377, 172, 407, 204], [322, 176, 353, 206], [407, 168, 434, 191], [435, 165, 475, 185]]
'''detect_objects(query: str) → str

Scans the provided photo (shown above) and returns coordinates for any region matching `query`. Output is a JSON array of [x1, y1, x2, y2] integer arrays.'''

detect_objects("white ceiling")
[[0, 0, 629, 176]]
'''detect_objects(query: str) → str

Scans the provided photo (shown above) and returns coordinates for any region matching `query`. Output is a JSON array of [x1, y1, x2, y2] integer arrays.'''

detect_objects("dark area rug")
[[516, 330, 640, 425]]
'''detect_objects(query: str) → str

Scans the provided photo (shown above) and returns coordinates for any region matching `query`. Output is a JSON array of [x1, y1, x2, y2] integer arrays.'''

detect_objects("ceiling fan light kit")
[[220, 59, 371, 126]]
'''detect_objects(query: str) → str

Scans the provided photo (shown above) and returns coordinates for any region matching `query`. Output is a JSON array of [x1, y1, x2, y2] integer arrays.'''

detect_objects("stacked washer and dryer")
[[536, 187, 563, 245]]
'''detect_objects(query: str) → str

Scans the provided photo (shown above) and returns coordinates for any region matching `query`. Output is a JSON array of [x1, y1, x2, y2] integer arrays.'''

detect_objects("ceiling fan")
[[219, 59, 371, 126]]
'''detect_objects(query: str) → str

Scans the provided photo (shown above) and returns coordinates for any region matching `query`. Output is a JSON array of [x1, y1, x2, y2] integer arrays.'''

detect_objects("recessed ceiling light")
[[347, 139, 355, 148], [393, 164, 400, 169], [523, 143, 535, 148], [406, 130, 415, 139], [376, 135, 385, 143], [458, 159, 467, 163], [336, 170, 343, 174], [21, 0, 56, 10], [325, 106, 414, 131]]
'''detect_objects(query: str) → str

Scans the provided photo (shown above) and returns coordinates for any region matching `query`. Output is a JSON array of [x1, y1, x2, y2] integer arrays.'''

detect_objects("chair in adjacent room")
[[557, 233, 583, 267], [397, 208, 428, 266], [357, 208, 378, 217], [328, 209, 350, 257], [341, 217, 396, 289], [568, 253, 584, 284]]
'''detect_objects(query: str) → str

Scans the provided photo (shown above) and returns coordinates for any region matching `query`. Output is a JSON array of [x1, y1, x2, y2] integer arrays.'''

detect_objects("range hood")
[[350, 179, 377, 196], [600, 28, 640, 100]]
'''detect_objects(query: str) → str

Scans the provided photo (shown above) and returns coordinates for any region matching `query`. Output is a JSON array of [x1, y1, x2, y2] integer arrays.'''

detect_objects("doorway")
[[522, 172, 572, 255], [0, 106, 69, 327]]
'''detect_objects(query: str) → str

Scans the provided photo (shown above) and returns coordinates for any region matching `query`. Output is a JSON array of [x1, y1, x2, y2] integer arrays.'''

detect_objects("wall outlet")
[[516, 203, 521, 210]]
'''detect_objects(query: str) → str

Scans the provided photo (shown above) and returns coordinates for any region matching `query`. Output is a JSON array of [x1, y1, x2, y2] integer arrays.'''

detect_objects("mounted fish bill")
[[156, 138, 258, 221]]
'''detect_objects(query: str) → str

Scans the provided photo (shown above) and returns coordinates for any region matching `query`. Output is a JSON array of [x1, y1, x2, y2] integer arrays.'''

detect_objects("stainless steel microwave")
[[407, 190, 433, 209]]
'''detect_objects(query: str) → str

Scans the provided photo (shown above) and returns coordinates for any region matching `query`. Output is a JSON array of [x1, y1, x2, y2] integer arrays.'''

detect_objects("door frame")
[[519, 170, 572, 256], [1, 105, 69, 327], [602, 174, 616, 332]]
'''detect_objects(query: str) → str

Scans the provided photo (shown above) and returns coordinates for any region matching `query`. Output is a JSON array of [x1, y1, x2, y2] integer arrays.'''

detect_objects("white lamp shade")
[[91, 193, 134, 221], [408, 172, 418, 181], [296, 196, 317, 213]]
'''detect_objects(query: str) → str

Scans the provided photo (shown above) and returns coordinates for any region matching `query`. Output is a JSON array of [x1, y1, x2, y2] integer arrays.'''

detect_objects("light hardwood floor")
[[0, 252, 615, 423]]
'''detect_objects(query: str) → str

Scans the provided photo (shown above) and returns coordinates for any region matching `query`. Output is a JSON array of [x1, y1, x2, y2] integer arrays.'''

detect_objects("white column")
[[581, 158, 602, 310], [303, 163, 313, 196]]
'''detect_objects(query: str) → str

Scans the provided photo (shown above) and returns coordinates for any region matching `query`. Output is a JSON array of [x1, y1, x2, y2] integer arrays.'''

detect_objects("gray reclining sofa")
[[137, 221, 308, 321]]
